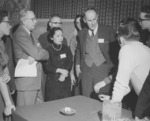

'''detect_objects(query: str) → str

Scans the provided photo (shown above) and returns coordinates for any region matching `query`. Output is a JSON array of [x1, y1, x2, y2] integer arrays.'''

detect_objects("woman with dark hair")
[[69, 14, 86, 95], [43, 27, 73, 101], [0, 10, 15, 121]]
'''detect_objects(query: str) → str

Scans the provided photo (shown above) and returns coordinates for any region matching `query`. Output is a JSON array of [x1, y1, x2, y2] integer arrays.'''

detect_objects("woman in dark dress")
[[43, 27, 73, 101], [0, 10, 15, 121]]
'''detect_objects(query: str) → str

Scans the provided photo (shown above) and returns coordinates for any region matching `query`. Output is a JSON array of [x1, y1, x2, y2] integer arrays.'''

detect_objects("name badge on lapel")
[[60, 54, 66, 59], [98, 38, 104, 43]]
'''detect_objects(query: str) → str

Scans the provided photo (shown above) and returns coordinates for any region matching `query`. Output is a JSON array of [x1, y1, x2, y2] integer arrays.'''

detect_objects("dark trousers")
[[134, 71, 150, 119], [81, 61, 110, 98]]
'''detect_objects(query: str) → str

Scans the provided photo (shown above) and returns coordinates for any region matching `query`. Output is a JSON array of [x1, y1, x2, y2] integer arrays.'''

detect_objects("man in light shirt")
[[99, 19, 150, 106]]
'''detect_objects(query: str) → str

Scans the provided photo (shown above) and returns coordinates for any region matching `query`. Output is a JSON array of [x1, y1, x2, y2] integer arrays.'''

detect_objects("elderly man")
[[13, 9, 49, 106], [75, 8, 115, 98]]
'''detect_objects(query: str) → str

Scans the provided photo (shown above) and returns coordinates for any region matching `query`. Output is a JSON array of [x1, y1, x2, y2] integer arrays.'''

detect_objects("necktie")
[[30, 33, 34, 44], [91, 30, 94, 37]]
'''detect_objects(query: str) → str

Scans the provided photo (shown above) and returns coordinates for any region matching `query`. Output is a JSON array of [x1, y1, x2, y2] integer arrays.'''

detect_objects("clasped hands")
[[56, 68, 69, 82]]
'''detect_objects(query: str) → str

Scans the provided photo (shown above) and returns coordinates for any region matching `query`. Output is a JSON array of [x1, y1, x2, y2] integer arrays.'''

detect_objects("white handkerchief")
[[15, 59, 37, 77]]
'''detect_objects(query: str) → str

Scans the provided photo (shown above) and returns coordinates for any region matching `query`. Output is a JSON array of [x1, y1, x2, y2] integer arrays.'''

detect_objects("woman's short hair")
[[117, 18, 141, 41], [47, 27, 63, 43], [0, 10, 8, 23]]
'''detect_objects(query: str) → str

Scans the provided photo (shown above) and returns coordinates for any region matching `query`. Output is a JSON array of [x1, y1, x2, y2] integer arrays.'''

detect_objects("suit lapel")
[[20, 25, 35, 45], [82, 29, 88, 57]]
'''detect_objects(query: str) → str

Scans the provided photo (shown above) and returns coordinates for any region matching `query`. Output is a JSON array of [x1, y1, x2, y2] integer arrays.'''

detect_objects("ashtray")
[[60, 107, 76, 116]]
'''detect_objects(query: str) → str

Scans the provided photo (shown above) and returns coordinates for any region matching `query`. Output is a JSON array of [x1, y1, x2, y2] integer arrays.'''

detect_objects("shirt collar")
[[22, 25, 31, 35], [88, 25, 98, 36]]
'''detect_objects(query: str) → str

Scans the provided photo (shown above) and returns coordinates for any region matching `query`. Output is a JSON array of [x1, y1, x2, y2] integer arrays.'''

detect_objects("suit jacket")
[[76, 24, 115, 74], [13, 24, 49, 91]]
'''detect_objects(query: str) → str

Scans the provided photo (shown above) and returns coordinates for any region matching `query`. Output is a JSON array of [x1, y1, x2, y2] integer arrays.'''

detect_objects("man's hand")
[[28, 56, 35, 64], [76, 65, 81, 77], [4, 104, 15, 116], [94, 81, 106, 93], [98, 94, 110, 101], [2, 74, 10, 83]]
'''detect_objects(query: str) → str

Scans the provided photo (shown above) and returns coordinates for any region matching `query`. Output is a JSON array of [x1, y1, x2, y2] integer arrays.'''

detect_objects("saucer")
[[60, 107, 76, 116]]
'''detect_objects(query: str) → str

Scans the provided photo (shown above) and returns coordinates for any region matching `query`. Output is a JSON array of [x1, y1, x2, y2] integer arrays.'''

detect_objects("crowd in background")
[[0, 5, 150, 121]]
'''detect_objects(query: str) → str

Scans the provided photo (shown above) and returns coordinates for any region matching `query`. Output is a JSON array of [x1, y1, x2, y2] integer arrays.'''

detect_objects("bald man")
[[75, 8, 116, 98]]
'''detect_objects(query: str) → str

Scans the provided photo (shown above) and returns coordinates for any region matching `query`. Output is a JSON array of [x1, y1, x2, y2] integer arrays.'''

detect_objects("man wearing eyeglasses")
[[139, 5, 150, 47], [38, 14, 68, 50], [13, 9, 49, 106]]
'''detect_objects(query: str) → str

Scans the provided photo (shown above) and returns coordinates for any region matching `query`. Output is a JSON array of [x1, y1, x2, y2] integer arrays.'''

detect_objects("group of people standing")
[[0, 5, 150, 121]]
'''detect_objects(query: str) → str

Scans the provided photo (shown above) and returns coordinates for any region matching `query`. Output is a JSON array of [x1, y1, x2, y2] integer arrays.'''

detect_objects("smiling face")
[[84, 10, 98, 31], [52, 30, 63, 45], [0, 16, 11, 36]]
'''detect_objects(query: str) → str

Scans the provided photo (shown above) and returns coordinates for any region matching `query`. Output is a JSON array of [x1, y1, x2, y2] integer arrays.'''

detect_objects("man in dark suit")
[[75, 8, 115, 98], [13, 9, 49, 106]]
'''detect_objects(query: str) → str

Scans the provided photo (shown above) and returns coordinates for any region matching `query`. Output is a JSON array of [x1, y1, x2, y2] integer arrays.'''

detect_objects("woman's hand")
[[76, 65, 81, 77], [58, 74, 66, 82], [70, 74, 76, 86], [4, 104, 15, 116], [56, 69, 68, 77]]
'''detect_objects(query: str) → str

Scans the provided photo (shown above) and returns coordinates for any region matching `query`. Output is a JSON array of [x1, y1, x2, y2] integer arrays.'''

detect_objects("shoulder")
[[99, 24, 113, 30], [78, 28, 88, 37], [119, 45, 133, 58], [46, 44, 52, 52], [14, 25, 28, 37], [62, 44, 70, 50]]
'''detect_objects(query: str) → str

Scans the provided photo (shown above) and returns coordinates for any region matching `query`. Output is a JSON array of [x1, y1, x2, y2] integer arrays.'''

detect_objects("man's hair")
[[83, 7, 97, 18], [141, 5, 150, 19], [47, 14, 61, 31], [0, 10, 8, 23], [47, 27, 63, 44], [118, 18, 140, 41], [49, 14, 61, 22], [19, 9, 33, 21]]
